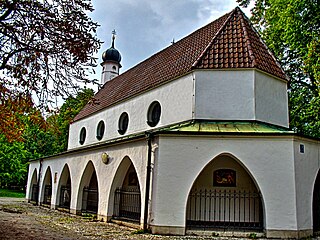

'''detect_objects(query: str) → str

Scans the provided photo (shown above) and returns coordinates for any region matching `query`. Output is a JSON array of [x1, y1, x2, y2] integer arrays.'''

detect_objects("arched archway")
[[109, 156, 141, 223], [29, 169, 38, 203], [56, 164, 71, 210], [41, 167, 52, 206], [186, 154, 263, 231], [77, 161, 99, 214], [313, 170, 320, 233]]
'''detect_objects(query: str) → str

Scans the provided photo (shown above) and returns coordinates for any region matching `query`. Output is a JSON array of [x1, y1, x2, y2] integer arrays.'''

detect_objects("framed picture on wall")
[[213, 169, 236, 187], [128, 172, 138, 186]]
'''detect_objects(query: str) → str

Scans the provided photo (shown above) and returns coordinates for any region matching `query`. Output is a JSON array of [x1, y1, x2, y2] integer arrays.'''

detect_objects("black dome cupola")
[[102, 30, 121, 63], [100, 30, 122, 84]]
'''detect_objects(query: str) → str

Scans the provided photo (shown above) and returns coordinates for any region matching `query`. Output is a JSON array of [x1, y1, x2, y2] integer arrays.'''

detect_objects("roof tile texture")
[[74, 7, 286, 122]]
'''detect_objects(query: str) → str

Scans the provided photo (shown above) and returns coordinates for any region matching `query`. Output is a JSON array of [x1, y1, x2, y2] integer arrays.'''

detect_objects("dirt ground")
[[0, 197, 227, 240], [1, 197, 318, 240]]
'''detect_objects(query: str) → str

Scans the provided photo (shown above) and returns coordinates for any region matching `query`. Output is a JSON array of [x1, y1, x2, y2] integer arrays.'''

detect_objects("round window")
[[147, 101, 161, 127], [118, 112, 129, 135], [96, 120, 105, 140], [79, 127, 86, 145]]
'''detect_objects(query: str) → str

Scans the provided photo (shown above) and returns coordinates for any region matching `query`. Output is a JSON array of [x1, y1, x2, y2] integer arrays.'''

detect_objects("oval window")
[[147, 101, 161, 127], [79, 127, 86, 145], [118, 112, 129, 135], [96, 120, 105, 140]]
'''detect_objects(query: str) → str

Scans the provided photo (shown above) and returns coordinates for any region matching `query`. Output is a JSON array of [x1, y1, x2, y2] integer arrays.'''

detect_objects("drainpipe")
[[144, 132, 153, 230], [36, 158, 43, 205]]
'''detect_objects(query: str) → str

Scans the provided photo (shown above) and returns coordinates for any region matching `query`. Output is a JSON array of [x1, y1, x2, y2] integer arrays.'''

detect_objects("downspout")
[[144, 132, 153, 230], [36, 158, 43, 205]]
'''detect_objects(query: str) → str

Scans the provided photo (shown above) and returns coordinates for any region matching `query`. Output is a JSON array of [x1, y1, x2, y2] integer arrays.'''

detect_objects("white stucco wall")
[[194, 70, 255, 121], [27, 132, 320, 237], [27, 139, 149, 224], [293, 138, 320, 230], [151, 135, 298, 232], [194, 69, 289, 128], [254, 71, 289, 128], [69, 69, 289, 150], [68, 74, 194, 150]]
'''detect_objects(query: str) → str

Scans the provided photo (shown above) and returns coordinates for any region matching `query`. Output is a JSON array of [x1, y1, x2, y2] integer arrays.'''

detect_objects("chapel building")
[[26, 7, 320, 239]]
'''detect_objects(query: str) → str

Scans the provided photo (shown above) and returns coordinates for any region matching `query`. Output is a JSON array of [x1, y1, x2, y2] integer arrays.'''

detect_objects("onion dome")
[[102, 30, 121, 63]]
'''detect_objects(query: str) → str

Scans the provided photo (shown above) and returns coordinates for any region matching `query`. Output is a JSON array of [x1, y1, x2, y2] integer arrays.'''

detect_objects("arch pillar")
[[27, 168, 38, 202]]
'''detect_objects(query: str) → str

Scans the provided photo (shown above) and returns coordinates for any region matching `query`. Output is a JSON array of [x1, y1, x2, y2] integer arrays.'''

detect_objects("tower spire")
[[101, 29, 122, 84], [111, 29, 116, 48]]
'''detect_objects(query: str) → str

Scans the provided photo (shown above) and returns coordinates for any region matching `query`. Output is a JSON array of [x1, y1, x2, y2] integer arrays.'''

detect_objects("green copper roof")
[[161, 121, 292, 133]]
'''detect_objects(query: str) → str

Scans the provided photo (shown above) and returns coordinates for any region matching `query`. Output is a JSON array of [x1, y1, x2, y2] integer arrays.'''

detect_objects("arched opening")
[[41, 167, 52, 206], [313, 170, 320, 233], [29, 169, 38, 203], [78, 161, 99, 214], [56, 164, 71, 210], [83, 171, 98, 213], [110, 157, 141, 223], [186, 154, 263, 231]]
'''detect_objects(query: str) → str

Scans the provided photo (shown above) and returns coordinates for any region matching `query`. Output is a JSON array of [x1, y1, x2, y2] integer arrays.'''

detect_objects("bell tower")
[[101, 30, 122, 84]]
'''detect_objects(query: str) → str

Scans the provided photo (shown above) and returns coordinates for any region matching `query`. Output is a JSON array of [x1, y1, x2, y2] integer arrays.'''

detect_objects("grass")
[[0, 188, 26, 198]]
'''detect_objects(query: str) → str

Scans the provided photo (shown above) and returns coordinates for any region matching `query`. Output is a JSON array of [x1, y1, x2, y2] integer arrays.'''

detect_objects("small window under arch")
[[79, 127, 86, 145], [96, 120, 105, 140], [147, 101, 161, 127], [118, 112, 129, 135]]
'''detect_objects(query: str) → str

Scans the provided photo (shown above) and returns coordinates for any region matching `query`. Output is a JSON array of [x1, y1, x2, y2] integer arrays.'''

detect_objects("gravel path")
[[0, 197, 317, 240], [0, 197, 222, 240]]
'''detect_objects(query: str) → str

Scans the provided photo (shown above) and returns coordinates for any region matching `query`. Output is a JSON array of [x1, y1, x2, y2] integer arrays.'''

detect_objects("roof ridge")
[[191, 8, 236, 68], [237, 7, 257, 66]]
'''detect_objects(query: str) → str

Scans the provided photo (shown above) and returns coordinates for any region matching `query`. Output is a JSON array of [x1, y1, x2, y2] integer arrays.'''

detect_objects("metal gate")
[[59, 186, 71, 209], [43, 185, 52, 205], [113, 187, 141, 222], [186, 189, 263, 231], [82, 187, 98, 213], [31, 184, 39, 203]]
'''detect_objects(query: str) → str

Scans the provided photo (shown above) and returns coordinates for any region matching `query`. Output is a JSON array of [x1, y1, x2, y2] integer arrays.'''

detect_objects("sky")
[[89, 0, 253, 79]]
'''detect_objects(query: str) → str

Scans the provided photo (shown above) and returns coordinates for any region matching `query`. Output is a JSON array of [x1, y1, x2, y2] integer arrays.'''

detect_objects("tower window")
[[96, 120, 105, 140], [79, 127, 86, 145], [118, 112, 129, 135], [147, 101, 161, 127], [112, 66, 117, 71]]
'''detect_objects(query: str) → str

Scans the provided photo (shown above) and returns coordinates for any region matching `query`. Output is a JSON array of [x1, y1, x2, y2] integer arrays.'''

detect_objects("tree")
[[237, 0, 320, 137], [0, 0, 101, 107], [47, 88, 94, 153], [0, 88, 33, 142], [0, 108, 53, 188], [0, 88, 94, 187]]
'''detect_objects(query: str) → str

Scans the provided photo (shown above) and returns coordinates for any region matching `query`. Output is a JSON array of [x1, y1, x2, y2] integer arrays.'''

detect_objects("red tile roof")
[[74, 7, 287, 122]]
